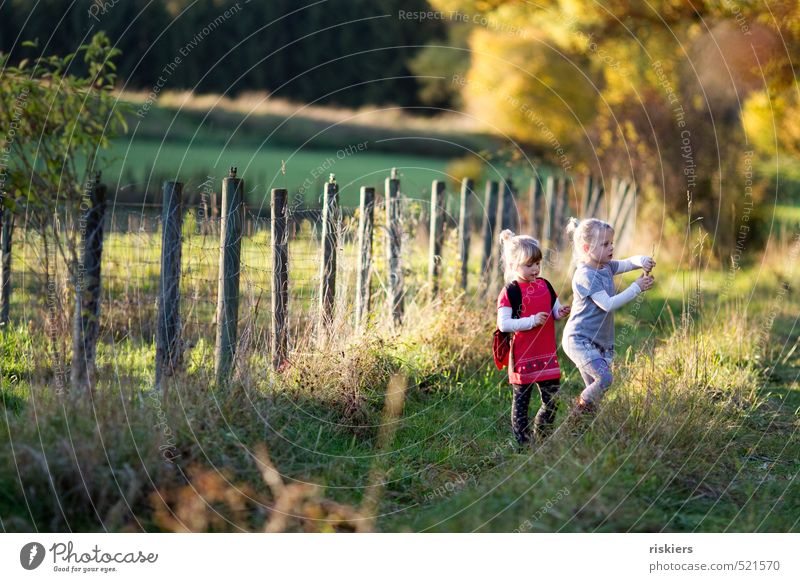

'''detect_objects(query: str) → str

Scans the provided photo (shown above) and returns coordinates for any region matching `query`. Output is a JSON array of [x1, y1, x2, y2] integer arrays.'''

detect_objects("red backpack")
[[492, 279, 557, 370]]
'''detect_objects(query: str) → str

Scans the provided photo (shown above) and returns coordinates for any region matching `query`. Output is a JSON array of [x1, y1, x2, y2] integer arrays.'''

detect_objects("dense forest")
[[0, 0, 446, 108]]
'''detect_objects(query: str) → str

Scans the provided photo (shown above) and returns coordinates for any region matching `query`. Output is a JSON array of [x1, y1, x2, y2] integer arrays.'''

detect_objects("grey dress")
[[562, 261, 623, 368]]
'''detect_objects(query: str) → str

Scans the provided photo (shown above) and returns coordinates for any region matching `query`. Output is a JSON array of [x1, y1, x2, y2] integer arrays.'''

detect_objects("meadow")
[[1, 216, 797, 532], [101, 92, 522, 210]]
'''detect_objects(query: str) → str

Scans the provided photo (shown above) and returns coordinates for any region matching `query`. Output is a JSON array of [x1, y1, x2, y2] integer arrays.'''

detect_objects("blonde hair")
[[565, 217, 614, 262], [499, 229, 543, 280]]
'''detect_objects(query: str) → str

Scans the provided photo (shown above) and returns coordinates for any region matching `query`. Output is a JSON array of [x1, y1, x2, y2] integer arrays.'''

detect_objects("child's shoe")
[[532, 421, 553, 444], [566, 397, 596, 435], [513, 435, 532, 453], [572, 397, 597, 416]]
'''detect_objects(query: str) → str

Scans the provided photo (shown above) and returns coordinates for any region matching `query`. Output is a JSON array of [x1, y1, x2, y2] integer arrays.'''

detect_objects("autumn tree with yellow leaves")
[[422, 0, 800, 252]]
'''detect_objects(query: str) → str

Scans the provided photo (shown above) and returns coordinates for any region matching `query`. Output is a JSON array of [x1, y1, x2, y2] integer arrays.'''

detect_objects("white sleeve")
[[590, 282, 642, 312], [497, 307, 536, 332], [552, 298, 563, 320], [611, 255, 645, 274]]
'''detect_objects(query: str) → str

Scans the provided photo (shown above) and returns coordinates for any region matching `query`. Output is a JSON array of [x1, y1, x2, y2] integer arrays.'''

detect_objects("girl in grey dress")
[[561, 218, 656, 413]]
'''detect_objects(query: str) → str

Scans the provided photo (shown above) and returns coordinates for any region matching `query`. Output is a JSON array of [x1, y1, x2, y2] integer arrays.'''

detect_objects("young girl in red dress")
[[496, 230, 571, 446]]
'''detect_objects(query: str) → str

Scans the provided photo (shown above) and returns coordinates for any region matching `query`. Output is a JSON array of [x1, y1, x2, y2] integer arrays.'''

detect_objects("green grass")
[[96, 97, 516, 209], [105, 138, 459, 209], [775, 205, 800, 227], [92, 98, 559, 210], [1, 244, 798, 531]]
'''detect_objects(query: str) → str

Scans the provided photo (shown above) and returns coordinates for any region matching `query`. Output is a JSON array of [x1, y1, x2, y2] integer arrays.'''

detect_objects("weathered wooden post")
[[582, 174, 594, 217], [591, 179, 606, 219], [499, 177, 518, 233], [480, 180, 499, 290], [71, 172, 107, 392], [214, 167, 244, 386], [495, 177, 519, 278], [385, 168, 403, 327], [543, 176, 557, 245], [210, 190, 219, 237], [458, 178, 473, 291], [200, 192, 210, 236], [609, 178, 630, 228], [319, 174, 339, 329], [620, 184, 638, 247], [584, 175, 604, 219], [271, 188, 289, 370], [612, 180, 636, 249], [553, 177, 566, 247], [607, 176, 620, 220], [428, 180, 446, 296], [155, 181, 183, 392], [355, 186, 375, 328], [529, 176, 543, 241], [0, 194, 13, 328]]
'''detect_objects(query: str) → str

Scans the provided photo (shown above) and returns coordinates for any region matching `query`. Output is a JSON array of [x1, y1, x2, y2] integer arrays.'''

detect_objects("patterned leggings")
[[511, 380, 560, 445]]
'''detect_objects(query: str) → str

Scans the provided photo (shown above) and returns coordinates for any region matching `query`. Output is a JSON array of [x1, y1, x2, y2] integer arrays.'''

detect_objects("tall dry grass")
[[0, 281, 490, 532]]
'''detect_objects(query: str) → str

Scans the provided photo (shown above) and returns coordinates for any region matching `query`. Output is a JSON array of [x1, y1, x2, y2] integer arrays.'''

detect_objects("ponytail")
[[565, 217, 580, 243], [499, 229, 515, 245]]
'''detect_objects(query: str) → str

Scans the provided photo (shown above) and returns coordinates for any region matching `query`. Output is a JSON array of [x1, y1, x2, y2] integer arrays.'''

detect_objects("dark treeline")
[[0, 0, 444, 107]]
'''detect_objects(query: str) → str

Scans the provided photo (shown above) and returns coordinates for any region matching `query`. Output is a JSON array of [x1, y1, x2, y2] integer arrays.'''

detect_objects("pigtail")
[[565, 217, 580, 243], [498, 230, 515, 281]]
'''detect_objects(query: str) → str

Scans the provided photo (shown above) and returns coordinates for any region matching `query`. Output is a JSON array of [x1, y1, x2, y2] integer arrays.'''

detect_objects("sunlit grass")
[[1, 234, 798, 532]]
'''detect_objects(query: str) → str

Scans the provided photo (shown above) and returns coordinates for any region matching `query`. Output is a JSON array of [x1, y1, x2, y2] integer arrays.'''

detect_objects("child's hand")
[[557, 304, 571, 318], [531, 312, 549, 327], [641, 256, 656, 273], [636, 274, 655, 291]]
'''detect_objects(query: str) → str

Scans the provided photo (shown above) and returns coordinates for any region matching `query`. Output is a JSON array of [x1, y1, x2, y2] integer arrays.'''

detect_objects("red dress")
[[496, 278, 561, 385]]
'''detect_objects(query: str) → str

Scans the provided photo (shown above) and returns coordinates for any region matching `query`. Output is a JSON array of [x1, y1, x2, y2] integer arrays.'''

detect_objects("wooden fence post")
[[0, 194, 14, 328], [70, 173, 107, 393], [609, 178, 629, 227], [201, 192, 210, 235], [553, 177, 567, 247], [319, 174, 340, 329], [611, 180, 636, 249], [480, 180, 499, 290], [356, 186, 375, 328], [458, 178, 473, 291], [582, 174, 593, 217], [586, 180, 605, 217], [607, 177, 620, 220], [500, 177, 518, 233], [155, 181, 183, 393], [271, 188, 289, 370], [214, 167, 244, 386], [428, 180, 446, 296], [529, 176, 543, 241], [495, 178, 517, 278], [543, 176, 557, 246], [385, 169, 403, 327]]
